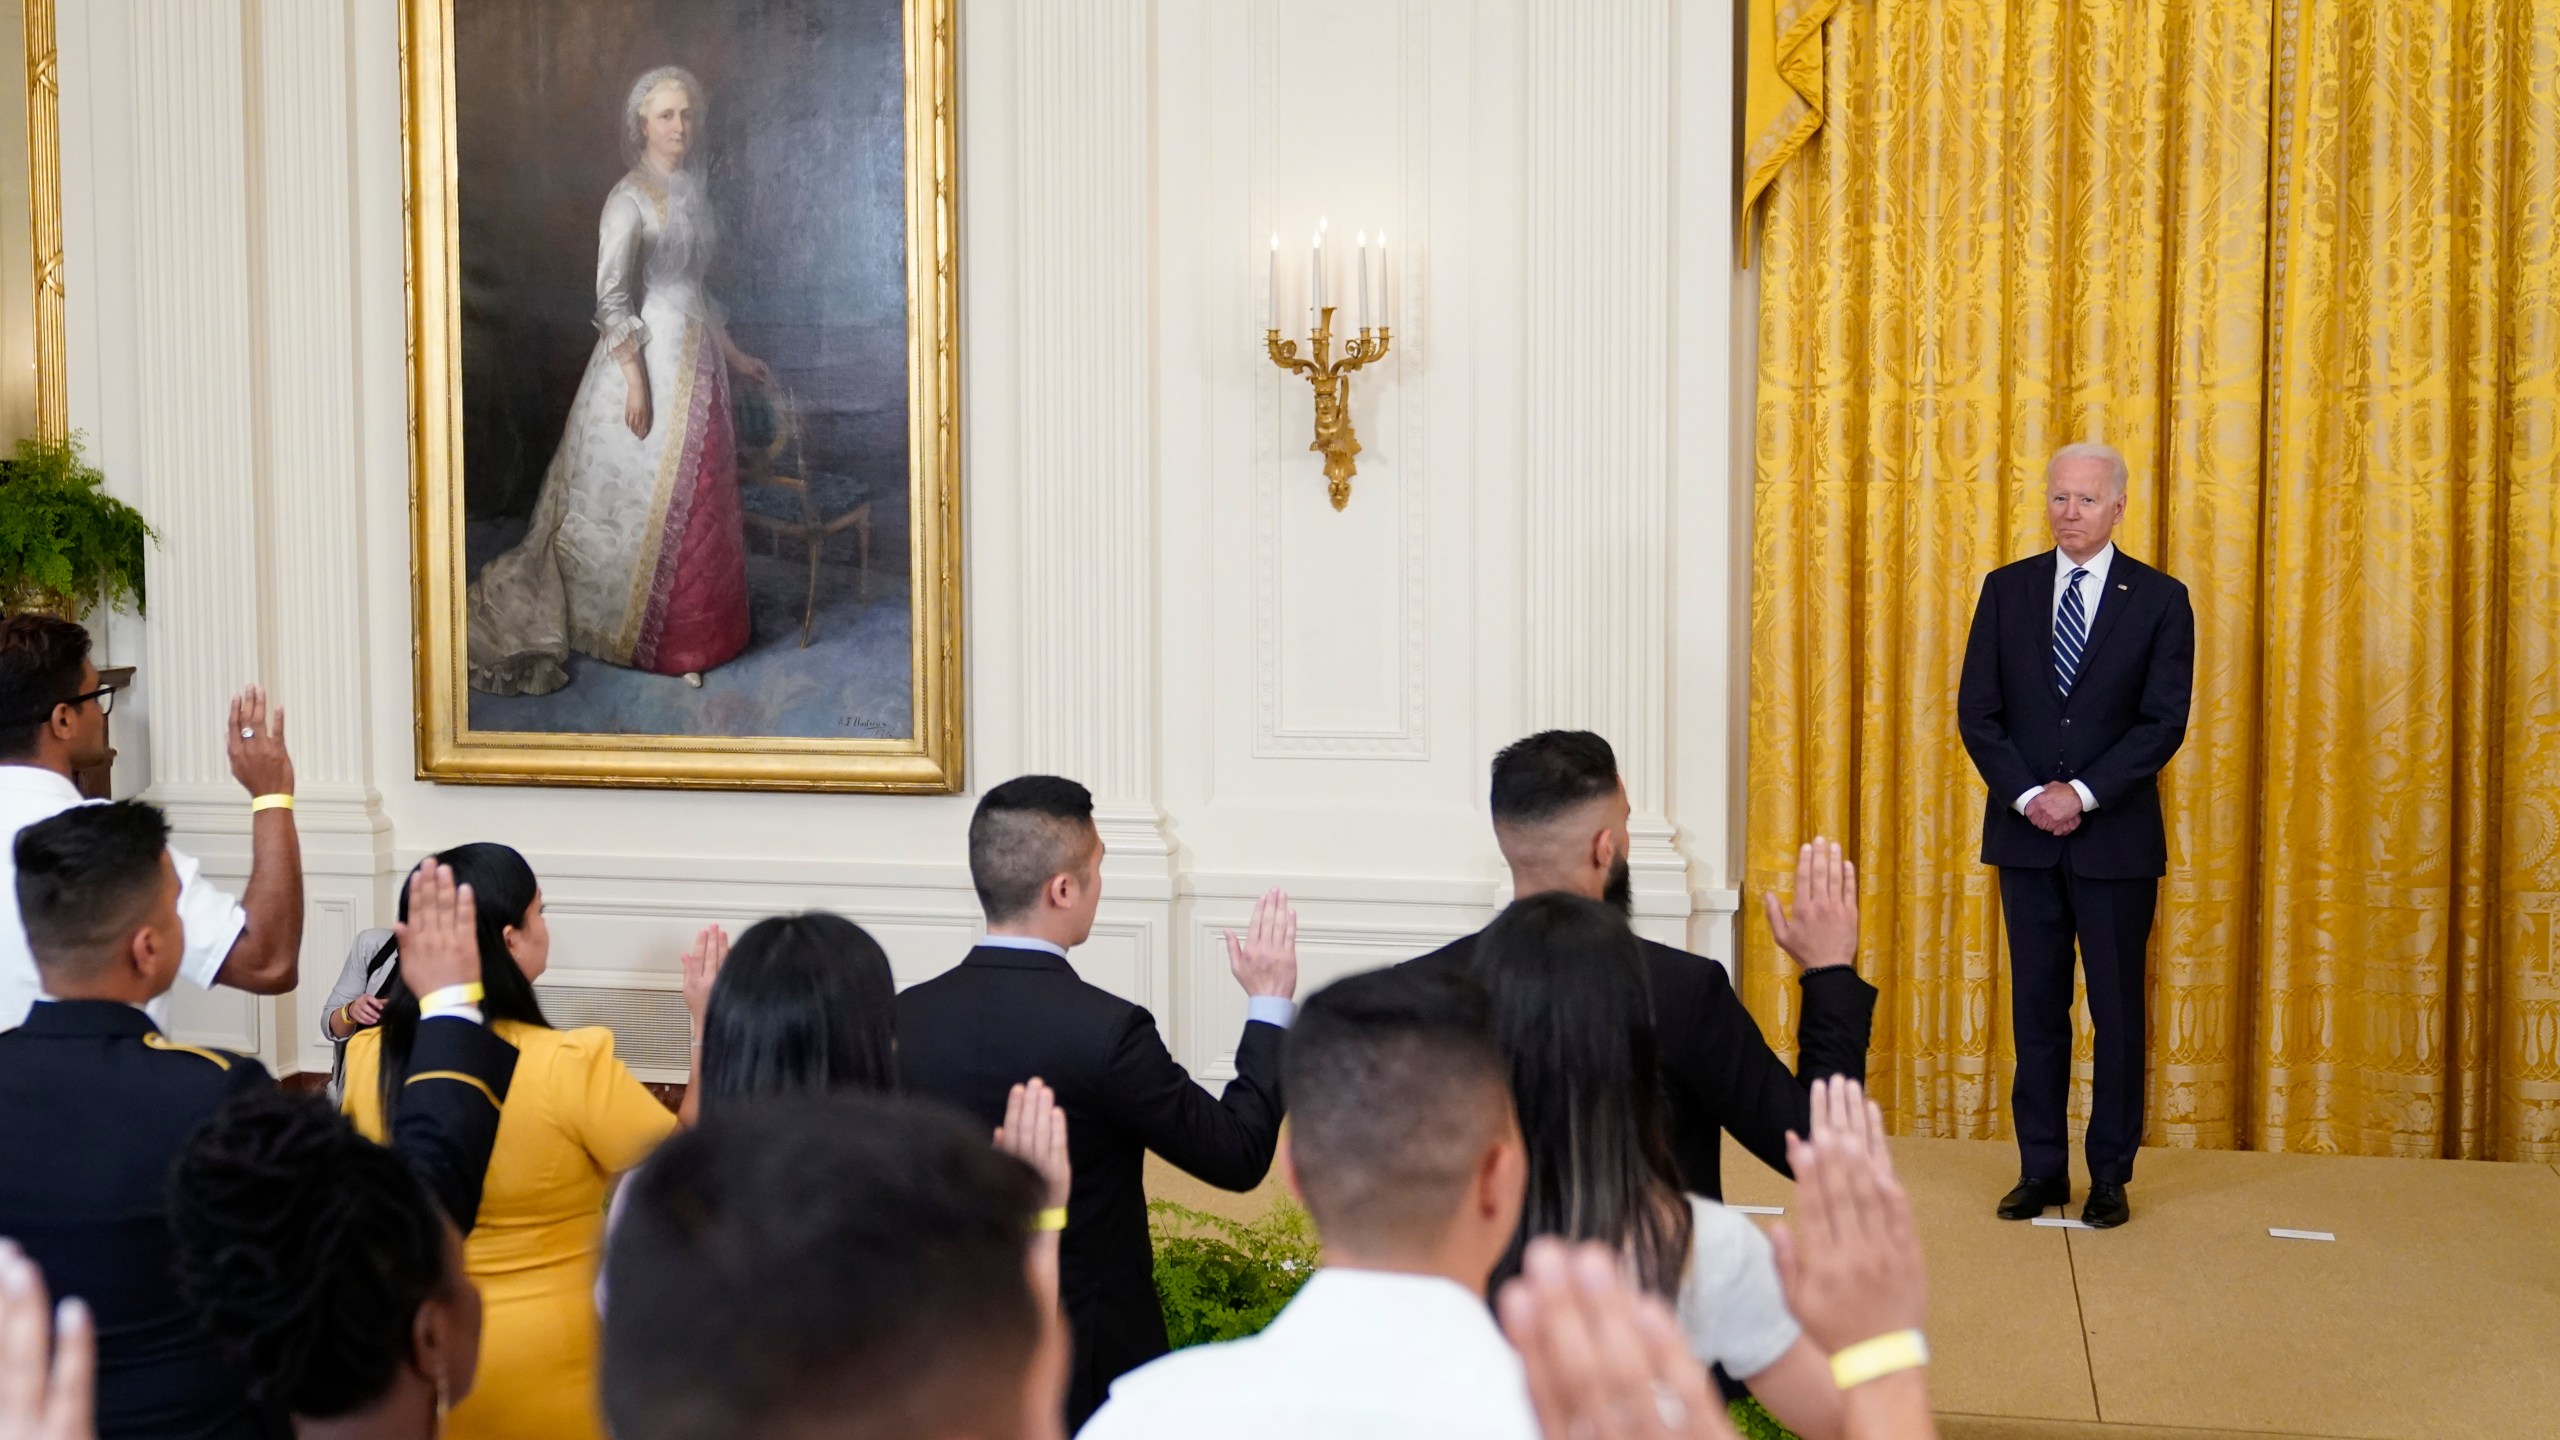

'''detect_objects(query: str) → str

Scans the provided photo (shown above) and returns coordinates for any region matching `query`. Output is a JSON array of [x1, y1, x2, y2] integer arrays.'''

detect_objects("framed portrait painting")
[[405, 0, 962, 792]]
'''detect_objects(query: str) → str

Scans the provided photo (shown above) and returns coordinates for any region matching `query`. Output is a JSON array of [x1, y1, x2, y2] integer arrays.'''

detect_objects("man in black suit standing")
[[1960, 442, 2194, 1230], [1407, 732, 1877, 1201], [0, 805, 517, 1440], [898, 776, 1295, 1429]]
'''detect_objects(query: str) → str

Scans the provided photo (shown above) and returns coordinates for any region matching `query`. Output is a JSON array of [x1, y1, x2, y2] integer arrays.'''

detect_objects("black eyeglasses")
[[60, 686, 115, 716]]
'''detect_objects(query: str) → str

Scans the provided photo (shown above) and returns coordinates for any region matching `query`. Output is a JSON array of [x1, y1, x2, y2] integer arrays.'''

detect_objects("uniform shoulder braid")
[[140, 1031, 251, 1072]]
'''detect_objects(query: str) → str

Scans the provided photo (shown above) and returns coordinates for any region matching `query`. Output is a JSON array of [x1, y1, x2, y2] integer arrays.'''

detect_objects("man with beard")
[[1406, 731, 1875, 1199]]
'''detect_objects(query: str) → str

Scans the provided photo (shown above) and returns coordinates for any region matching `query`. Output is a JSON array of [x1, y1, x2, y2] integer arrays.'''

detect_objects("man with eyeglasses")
[[0, 614, 303, 1032]]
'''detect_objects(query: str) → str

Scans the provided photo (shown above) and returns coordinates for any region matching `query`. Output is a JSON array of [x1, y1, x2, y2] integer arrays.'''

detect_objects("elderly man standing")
[[1959, 443, 2194, 1230]]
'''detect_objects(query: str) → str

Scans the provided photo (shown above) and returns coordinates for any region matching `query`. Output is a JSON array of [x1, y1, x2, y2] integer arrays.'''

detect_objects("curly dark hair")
[[165, 1088, 452, 1419]]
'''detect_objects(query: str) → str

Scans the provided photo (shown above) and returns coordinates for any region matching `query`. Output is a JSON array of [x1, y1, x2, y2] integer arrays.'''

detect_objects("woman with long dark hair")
[[341, 844, 680, 1440], [1474, 892, 1847, 1440], [168, 1089, 483, 1439], [693, 911, 898, 1113]]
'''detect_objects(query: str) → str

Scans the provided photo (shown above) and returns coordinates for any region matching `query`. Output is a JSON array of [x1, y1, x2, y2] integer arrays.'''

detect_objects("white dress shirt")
[[2015, 543, 2117, 819], [1079, 1268, 1539, 1440], [0, 766, 248, 1032], [976, 932, 1297, 1028]]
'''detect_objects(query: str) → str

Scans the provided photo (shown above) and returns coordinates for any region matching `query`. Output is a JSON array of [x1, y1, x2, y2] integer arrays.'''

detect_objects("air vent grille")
[[535, 983, 694, 1081]]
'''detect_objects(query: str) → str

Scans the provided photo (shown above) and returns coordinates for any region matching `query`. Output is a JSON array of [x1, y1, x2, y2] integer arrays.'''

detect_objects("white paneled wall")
[[58, 0, 1750, 1083]]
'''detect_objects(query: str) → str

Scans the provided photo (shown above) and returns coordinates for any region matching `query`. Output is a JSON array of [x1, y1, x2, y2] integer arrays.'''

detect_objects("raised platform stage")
[[1151, 1134, 2560, 1440]]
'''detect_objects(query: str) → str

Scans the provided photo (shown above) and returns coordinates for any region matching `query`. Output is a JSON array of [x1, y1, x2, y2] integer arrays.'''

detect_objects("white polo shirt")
[[1081, 1268, 1539, 1440], [0, 765, 246, 1031]]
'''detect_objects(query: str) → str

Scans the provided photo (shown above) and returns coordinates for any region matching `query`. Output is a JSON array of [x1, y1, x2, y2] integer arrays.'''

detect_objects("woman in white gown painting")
[[469, 65, 770, 696]]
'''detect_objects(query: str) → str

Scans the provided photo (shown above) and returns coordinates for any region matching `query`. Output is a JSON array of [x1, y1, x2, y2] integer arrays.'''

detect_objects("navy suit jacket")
[[1957, 549, 2195, 878], [895, 946, 1285, 1424]]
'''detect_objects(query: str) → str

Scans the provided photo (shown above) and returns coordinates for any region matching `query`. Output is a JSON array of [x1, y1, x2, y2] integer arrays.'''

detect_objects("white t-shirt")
[[0, 765, 247, 1031], [1675, 1195, 1802, 1380], [1081, 1268, 1540, 1440]]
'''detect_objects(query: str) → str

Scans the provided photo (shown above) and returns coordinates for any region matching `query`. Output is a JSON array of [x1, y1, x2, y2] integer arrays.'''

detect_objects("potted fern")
[[0, 433, 152, 618]]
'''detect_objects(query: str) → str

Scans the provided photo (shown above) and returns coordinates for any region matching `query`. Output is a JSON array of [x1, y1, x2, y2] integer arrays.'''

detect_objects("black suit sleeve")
[[1097, 1010, 1285, 1193], [392, 1018, 520, 1232], [1958, 572, 2040, 804], [2076, 585, 2196, 807], [1666, 959, 1876, 1180]]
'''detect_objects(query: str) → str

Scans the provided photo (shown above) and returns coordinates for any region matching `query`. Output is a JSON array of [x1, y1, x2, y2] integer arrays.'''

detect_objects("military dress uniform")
[[0, 999, 518, 1440]]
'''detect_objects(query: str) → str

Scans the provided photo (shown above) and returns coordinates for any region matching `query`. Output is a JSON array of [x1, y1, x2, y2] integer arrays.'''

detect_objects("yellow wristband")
[[418, 982, 485, 1015], [1830, 1330, 1929, 1390], [1033, 1207, 1068, 1233], [250, 794, 294, 813]]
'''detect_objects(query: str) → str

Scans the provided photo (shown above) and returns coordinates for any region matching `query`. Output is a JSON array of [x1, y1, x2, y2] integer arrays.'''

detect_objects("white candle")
[[1309, 232, 1321, 332], [1267, 233, 1278, 329], [1357, 231, 1369, 331]]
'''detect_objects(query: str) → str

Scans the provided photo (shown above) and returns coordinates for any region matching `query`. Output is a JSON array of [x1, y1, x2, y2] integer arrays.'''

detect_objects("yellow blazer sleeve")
[[341, 1029, 389, 1143], [558, 1026, 679, 1175]]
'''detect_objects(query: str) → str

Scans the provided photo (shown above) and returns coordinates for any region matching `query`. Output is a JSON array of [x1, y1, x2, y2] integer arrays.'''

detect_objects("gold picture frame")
[[403, 0, 964, 792]]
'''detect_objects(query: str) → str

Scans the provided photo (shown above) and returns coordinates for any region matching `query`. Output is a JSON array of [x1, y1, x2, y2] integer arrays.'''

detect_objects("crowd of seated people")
[[0, 613, 1935, 1440]]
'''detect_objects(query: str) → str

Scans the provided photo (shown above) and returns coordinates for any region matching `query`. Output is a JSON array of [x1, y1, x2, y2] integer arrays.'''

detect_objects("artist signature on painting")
[[839, 715, 899, 738]]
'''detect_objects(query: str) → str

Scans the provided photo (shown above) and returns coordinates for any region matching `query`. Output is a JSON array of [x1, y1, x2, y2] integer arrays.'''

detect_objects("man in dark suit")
[[0, 804, 517, 1440], [897, 776, 1295, 1428], [1960, 442, 2194, 1230], [1407, 732, 1877, 1201]]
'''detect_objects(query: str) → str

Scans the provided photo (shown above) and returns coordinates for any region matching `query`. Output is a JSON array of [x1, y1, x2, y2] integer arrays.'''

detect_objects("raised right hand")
[[0, 1240, 94, 1440], [995, 1078, 1071, 1210], [1221, 889, 1298, 1002], [1762, 838, 1859, 973], [392, 861, 480, 998], [225, 686, 294, 800], [1498, 1238, 1740, 1440], [1769, 1077, 1928, 1354]]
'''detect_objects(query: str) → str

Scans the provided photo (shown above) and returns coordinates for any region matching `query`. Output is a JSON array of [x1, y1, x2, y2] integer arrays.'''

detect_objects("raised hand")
[[392, 861, 481, 998], [224, 685, 294, 800], [1497, 1238, 1740, 1440], [680, 925, 731, 1026], [1762, 838, 1859, 972], [1221, 888, 1299, 1002], [1769, 1077, 1927, 1355], [995, 1078, 1071, 1211], [0, 1240, 94, 1440]]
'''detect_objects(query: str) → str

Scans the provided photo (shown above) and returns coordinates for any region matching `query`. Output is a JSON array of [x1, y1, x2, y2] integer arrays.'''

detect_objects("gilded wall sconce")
[[1264, 222, 1393, 511]]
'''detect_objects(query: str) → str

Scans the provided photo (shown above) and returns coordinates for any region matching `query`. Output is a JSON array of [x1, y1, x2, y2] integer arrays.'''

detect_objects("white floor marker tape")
[[2268, 1228, 2336, 1241], [1729, 1205, 1785, 1216], [2029, 1216, 2092, 1229]]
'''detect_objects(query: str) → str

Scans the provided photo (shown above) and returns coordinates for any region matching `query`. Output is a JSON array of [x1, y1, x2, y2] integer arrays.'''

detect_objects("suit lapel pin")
[[2116, 583, 2128, 591]]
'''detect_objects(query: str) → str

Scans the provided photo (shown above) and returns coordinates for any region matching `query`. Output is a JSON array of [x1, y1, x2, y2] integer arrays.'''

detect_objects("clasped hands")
[[2023, 781, 2084, 836]]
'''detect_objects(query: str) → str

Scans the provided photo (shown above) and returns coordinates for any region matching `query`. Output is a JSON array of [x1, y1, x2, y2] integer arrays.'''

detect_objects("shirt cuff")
[[1244, 996, 1297, 1029], [421, 1006, 485, 1026], [2013, 787, 2044, 816], [2068, 780, 2097, 811]]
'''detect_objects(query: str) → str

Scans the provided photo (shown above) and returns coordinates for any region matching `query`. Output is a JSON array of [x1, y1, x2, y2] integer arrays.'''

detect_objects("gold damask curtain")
[[1742, 0, 2560, 1161]]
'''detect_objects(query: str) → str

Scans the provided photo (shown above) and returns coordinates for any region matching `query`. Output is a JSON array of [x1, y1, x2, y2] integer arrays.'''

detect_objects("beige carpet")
[[1149, 1134, 2560, 1440]]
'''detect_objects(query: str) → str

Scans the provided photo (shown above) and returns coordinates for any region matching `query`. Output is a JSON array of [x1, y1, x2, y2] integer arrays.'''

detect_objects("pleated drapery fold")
[[1744, 0, 2560, 1161]]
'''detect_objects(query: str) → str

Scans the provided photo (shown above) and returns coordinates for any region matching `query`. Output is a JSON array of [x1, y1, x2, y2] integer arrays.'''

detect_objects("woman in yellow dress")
[[344, 843, 685, 1440]]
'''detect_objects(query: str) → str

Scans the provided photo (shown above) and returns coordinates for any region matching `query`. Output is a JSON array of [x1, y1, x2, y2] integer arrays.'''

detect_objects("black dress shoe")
[[2081, 1181, 2130, 1229], [1996, 1175, 2070, 1220]]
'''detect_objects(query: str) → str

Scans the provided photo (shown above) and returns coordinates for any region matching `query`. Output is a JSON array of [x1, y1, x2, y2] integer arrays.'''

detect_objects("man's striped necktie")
[[2054, 567, 2090, 696]]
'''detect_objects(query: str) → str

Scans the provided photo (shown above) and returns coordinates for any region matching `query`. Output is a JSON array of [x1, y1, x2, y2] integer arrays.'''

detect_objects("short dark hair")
[[968, 775, 1097, 922], [0, 614, 91, 758], [601, 1096, 1048, 1440], [699, 912, 899, 1115], [14, 800, 170, 979], [1284, 966, 1512, 1254], [1488, 731, 1621, 825], [166, 1089, 453, 1420]]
